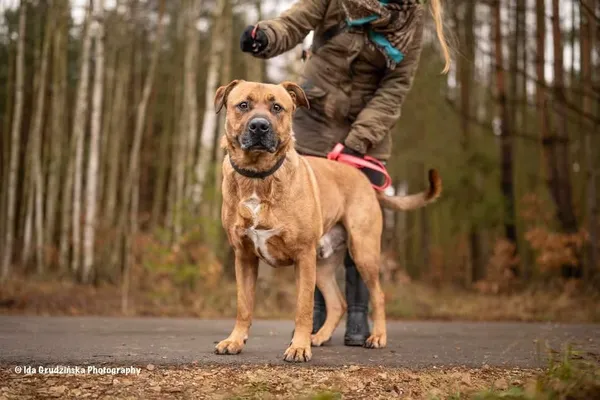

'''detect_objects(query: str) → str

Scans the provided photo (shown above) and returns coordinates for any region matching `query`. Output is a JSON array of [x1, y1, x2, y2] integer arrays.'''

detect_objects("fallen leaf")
[[49, 385, 67, 397], [494, 378, 509, 390], [461, 373, 472, 385]]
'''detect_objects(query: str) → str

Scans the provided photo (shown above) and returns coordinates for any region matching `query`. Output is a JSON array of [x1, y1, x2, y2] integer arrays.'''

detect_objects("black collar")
[[229, 155, 286, 180]]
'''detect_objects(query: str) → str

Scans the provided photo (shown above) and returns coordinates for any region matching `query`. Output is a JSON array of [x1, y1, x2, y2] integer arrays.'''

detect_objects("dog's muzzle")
[[239, 117, 279, 153]]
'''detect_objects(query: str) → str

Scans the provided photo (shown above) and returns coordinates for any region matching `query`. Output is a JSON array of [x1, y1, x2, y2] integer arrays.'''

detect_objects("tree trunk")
[[166, 73, 181, 236], [98, 8, 119, 215], [494, 0, 517, 249], [551, 0, 580, 277], [58, 165, 73, 273], [46, 0, 68, 257], [1, 1, 27, 280], [518, 0, 527, 143], [581, 0, 598, 278], [82, 0, 105, 283], [121, 0, 166, 312], [123, 166, 140, 313], [571, 0, 578, 88], [192, 0, 226, 207], [30, 3, 54, 274], [183, 0, 202, 203], [0, 36, 15, 255], [536, 0, 551, 184], [213, 0, 232, 220], [511, 0, 529, 278], [171, 8, 186, 241], [104, 38, 131, 229], [20, 1, 46, 269], [456, 0, 482, 284], [22, 193, 34, 267], [71, 8, 93, 276], [550, 0, 577, 233], [150, 73, 173, 228]]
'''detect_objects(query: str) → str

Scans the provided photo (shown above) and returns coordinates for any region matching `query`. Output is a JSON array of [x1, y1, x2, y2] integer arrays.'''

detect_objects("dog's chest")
[[237, 192, 290, 266]]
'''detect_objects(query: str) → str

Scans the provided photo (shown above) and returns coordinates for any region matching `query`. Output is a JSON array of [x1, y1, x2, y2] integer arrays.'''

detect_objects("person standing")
[[239, 0, 451, 346]]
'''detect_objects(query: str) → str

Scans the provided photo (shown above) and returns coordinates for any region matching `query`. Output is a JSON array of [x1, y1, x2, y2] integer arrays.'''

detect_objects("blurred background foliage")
[[0, 0, 598, 319]]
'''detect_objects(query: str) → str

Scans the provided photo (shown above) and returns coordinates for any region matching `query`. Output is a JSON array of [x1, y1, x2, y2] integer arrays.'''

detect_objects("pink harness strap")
[[326, 143, 392, 191]]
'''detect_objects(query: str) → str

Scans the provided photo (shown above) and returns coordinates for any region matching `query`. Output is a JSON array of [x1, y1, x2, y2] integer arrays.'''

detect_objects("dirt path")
[[1, 316, 598, 368]]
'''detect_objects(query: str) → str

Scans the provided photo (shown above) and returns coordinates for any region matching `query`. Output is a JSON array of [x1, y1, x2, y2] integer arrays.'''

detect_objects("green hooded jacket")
[[255, 0, 425, 160]]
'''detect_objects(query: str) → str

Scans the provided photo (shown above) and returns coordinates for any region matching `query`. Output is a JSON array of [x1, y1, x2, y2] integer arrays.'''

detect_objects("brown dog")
[[214, 80, 441, 362]]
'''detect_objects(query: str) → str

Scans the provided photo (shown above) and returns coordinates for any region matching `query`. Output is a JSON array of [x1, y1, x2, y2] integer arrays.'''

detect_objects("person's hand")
[[340, 145, 364, 158], [240, 25, 268, 54], [340, 145, 386, 187]]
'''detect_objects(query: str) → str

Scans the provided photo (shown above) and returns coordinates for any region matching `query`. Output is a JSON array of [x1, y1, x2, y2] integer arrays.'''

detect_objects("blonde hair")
[[429, 0, 451, 74]]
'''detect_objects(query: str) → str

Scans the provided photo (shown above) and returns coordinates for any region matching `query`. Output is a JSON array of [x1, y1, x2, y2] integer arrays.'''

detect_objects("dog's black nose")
[[248, 118, 271, 134]]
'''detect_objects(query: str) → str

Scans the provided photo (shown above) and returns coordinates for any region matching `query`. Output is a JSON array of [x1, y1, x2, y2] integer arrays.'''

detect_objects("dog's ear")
[[214, 80, 242, 113], [281, 81, 310, 109]]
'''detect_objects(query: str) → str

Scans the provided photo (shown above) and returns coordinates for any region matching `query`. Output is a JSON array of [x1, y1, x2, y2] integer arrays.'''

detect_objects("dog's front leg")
[[284, 248, 317, 362], [215, 249, 258, 355]]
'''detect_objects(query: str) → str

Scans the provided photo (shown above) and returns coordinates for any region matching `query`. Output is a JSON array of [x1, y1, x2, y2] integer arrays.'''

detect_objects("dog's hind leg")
[[345, 209, 387, 349], [311, 249, 347, 346], [215, 250, 259, 355]]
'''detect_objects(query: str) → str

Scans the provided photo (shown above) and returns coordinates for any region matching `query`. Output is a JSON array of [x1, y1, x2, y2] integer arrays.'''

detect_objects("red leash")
[[327, 143, 392, 192]]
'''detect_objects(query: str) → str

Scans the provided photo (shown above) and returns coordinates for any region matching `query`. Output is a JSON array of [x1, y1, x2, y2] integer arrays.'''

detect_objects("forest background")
[[0, 0, 599, 322]]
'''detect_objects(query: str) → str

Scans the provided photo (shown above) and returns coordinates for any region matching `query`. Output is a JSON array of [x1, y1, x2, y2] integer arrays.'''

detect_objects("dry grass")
[[0, 364, 539, 400], [2, 350, 598, 400], [383, 282, 600, 323], [1, 277, 599, 323]]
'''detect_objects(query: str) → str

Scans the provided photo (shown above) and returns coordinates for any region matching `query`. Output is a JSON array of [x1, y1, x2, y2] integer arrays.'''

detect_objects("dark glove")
[[240, 25, 268, 54], [341, 145, 364, 158], [341, 145, 386, 187]]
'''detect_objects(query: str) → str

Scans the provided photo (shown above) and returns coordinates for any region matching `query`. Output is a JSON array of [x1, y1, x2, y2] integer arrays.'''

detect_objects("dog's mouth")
[[239, 133, 279, 154]]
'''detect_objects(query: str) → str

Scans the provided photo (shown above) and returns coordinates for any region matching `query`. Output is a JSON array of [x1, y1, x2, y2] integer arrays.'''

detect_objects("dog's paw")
[[215, 338, 245, 355], [283, 343, 312, 362], [364, 333, 387, 349], [311, 333, 331, 347]]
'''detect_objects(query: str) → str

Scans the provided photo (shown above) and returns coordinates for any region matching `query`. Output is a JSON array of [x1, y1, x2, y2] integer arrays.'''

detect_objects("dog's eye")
[[237, 102, 249, 111], [272, 103, 283, 113]]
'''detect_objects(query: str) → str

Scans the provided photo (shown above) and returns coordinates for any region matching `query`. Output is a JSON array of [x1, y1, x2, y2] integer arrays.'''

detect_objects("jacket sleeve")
[[344, 17, 424, 155], [255, 0, 329, 59]]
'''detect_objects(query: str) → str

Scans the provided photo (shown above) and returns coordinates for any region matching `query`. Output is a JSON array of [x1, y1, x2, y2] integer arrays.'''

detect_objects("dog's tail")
[[376, 169, 442, 211]]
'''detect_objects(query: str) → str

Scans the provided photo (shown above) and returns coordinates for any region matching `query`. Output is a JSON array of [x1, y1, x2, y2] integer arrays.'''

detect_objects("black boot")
[[344, 252, 371, 346], [291, 287, 327, 339], [312, 287, 327, 334]]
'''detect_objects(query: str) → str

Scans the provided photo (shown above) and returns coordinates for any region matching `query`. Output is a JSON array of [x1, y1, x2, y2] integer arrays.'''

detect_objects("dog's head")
[[215, 80, 309, 161]]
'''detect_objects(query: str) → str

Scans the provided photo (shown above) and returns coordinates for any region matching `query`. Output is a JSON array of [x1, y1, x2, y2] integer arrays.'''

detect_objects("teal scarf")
[[342, 0, 425, 68]]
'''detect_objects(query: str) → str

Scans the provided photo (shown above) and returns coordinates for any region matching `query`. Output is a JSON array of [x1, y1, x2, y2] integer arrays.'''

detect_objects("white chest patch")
[[243, 192, 281, 265]]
